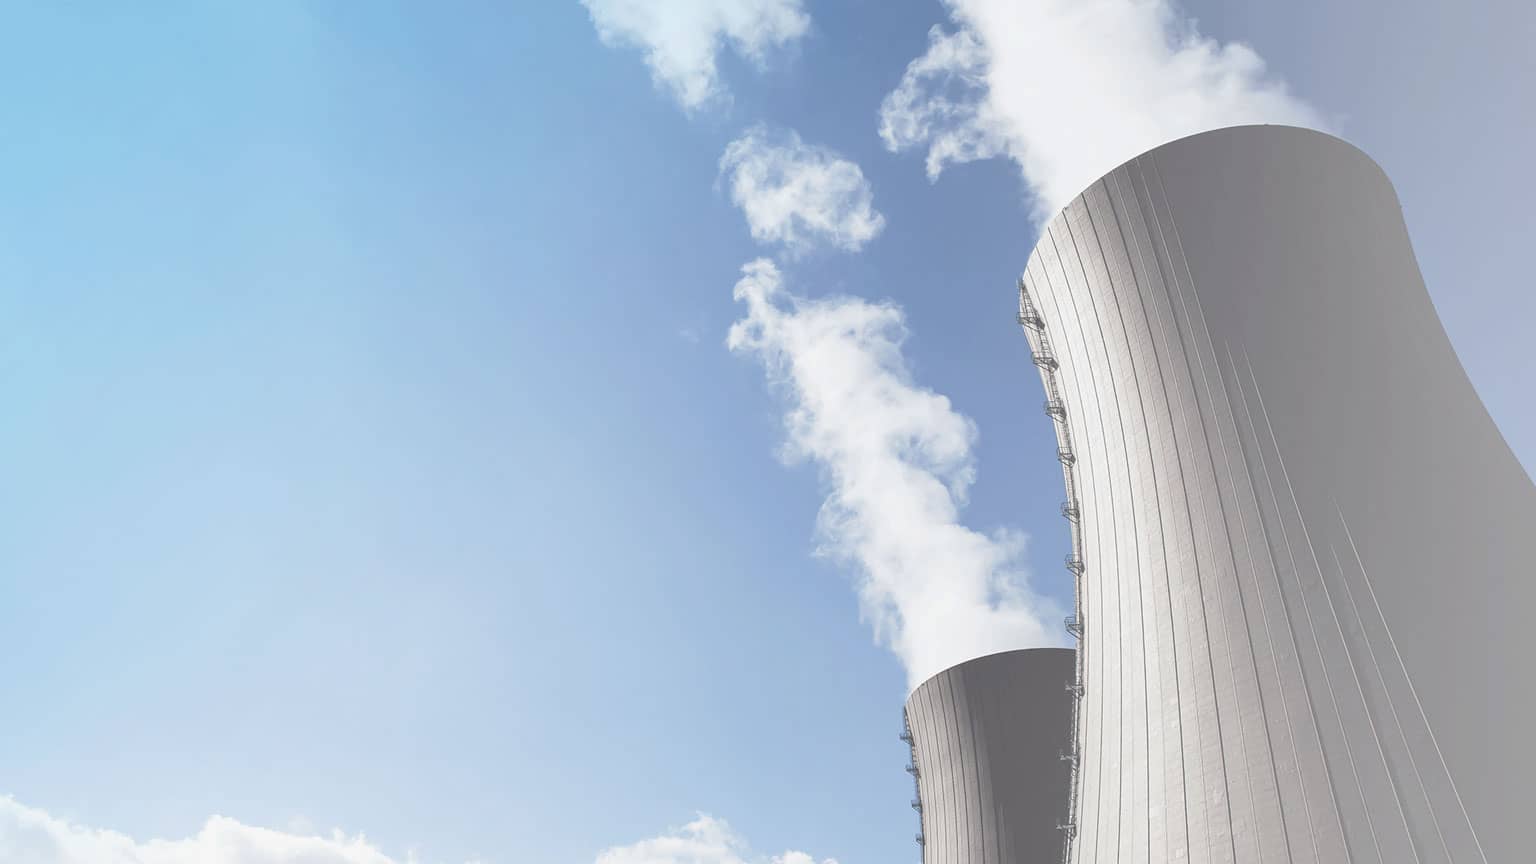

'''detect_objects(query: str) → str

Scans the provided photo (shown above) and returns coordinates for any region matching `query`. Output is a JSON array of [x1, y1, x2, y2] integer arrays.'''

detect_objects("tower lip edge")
[[1034, 123, 1392, 236], [906, 646, 1076, 701]]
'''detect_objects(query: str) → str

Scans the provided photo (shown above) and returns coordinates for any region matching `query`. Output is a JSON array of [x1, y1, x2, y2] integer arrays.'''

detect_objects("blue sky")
[[0, 3, 1530, 864]]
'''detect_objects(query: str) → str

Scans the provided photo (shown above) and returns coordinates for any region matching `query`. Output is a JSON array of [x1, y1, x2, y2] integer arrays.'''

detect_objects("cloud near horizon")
[[728, 259, 1061, 690], [595, 814, 832, 864], [0, 796, 477, 864], [720, 127, 886, 257], [580, 0, 809, 111], [1, 799, 830, 864], [880, 0, 1326, 217]]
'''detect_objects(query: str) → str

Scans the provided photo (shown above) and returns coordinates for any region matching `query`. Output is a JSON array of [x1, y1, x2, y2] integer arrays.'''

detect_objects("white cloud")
[[877, 27, 1009, 183], [880, 0, 1326, 218], [720, 127, 885, 256], [0, 796, 473, 864], [595, 815, 832, 864], [728, 259, 1061, 690], [581, 0, 809, 110]]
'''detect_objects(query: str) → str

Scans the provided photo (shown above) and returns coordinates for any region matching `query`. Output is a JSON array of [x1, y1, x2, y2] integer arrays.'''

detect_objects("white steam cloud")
[[0, 796, 474, 864], [580, 0, 809, 111], [594, 814, 833, 864], [880, 0, 1326, 217], [720, 127, 886, 256], [728, 258, 1060, 689]]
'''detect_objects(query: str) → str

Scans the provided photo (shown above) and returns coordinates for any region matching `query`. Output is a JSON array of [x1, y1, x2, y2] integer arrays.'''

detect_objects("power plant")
[[903, 126, 1536, 864]]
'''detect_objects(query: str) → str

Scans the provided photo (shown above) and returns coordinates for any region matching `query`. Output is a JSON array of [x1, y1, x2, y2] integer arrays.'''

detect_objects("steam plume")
[[729, 259, 1061, 690], [880, 0, 1326, 217]]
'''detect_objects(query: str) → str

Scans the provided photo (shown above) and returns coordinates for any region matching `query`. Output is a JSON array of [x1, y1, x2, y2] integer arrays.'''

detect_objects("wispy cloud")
[[880, 0, 1325, 217], [728, 259, 1060, 690], [877, 27, 1006, 184], [0, 796, 477, 864], [595, 814, 832, 864], [580, 0, 809, 111], [720, 127, 885, 257]]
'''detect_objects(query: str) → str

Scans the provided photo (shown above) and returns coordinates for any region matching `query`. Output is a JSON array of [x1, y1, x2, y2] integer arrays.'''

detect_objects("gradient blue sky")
[[1, 3, 1530, 864]]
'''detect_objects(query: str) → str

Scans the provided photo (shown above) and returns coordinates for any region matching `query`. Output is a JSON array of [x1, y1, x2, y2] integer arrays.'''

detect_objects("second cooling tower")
[[903, 648, 1075, 864]]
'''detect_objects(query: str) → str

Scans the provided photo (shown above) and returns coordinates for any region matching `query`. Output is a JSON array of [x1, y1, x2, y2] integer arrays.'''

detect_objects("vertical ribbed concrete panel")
[[1019, 125, 1536, 864], [904, 649, 1075, 864]]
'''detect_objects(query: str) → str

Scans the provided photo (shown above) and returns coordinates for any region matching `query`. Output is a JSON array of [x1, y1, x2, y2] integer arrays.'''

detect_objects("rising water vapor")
[[729, 259, 1062, 690], [881, 0, 1326, 217]]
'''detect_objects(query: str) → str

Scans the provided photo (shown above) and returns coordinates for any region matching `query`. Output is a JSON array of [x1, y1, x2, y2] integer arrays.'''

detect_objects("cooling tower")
[[902, 648, 1075, 864], [1018, 124, 1536, 863]]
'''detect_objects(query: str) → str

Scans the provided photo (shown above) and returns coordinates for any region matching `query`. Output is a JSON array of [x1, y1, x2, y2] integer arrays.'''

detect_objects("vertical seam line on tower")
[[1336, 501, 1482, 864], [1149, 155, 1293, 864], [1324, 541, 1422, 864], [1241, 350, 1385, 864], [1110, 163, 1194, 863], [1224, 343, 1350, 862], [1134, 154, 1230, 864]]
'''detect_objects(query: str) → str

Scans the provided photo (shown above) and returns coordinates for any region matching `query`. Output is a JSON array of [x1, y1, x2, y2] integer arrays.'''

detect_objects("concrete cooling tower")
[[1014, 124, 1536, 863], [902, 648, 1075, 864]]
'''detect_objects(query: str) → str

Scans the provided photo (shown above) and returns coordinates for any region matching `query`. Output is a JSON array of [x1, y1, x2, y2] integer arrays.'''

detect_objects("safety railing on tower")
[[1017, 275, 1086, 864], [901, 708, 924, 862]]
